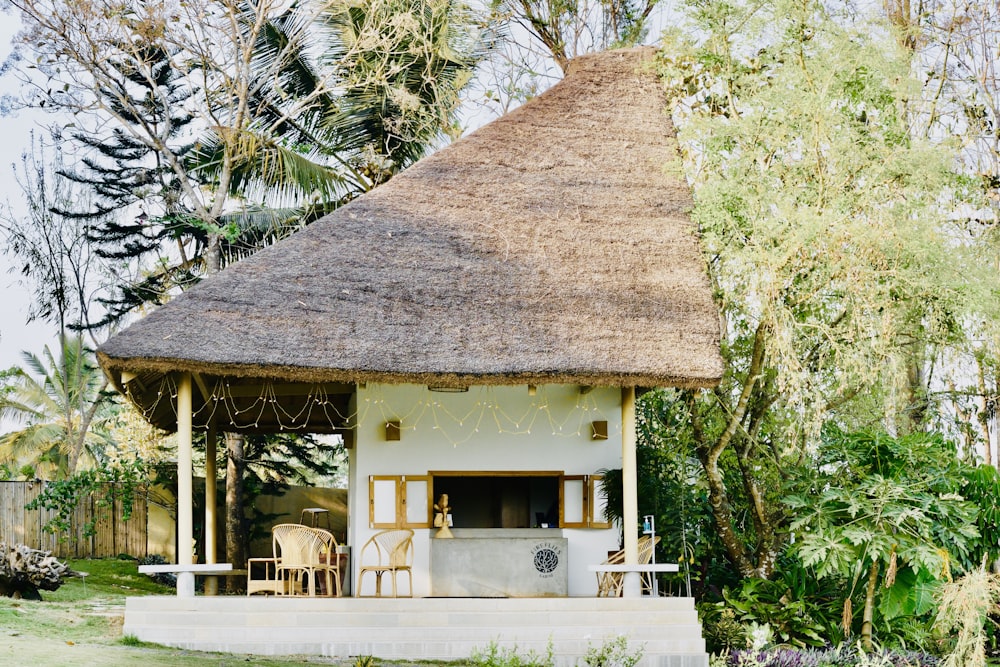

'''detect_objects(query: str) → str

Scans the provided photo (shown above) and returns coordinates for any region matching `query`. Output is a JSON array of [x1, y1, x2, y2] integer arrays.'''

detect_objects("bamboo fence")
[[0, 481, 147, 559]]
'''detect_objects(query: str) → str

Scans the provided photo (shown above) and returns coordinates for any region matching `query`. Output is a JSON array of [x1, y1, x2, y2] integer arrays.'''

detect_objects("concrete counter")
[[430, 531, 569, 597]]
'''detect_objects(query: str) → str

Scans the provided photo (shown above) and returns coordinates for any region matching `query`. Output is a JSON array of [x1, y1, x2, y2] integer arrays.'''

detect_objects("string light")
[[126, 378, 616, 446]]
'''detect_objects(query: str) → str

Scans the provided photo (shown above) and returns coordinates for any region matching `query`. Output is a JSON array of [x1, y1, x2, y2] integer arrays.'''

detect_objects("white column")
[[621, 386, 641, 597], [203, 420, 218, 595], [177, 373, 195, 597]]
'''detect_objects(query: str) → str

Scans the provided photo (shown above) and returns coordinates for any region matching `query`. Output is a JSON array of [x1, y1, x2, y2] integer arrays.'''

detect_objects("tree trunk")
[[690, 323, 778, 579], [861, 560, 879, 652], [67, 379, 108, 476], [225, 432, 248, 593], [978, 362, 992, 467]]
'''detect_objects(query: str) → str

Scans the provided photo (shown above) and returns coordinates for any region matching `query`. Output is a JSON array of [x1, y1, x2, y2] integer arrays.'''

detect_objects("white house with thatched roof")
[[98, 47, 721, 666]]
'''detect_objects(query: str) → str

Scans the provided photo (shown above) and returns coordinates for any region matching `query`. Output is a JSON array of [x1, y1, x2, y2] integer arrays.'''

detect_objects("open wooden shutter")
[[560, 475, 588, 528], [560, 474, 612, 528], [588, 474, 612, 529], [369, 475, 400, 528], [402, 475, 432, 528]]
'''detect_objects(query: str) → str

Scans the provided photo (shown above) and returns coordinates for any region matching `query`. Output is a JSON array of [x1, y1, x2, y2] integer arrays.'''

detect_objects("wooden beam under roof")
[[214, 382, 355, 399]]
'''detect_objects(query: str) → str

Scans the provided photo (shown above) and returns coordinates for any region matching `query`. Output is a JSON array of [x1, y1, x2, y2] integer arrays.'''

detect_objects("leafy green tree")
[[785, 427, 979, 650], [0, 336, 111, 478], [654, 0, 994, 581]]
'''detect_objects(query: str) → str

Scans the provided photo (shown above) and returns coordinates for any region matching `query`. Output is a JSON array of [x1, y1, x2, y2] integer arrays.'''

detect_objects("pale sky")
[[0, 16, 57, 373]]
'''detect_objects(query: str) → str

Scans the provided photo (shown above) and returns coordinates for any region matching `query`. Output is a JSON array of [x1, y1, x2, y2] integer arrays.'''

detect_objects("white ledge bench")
[[587, 563, 679, 597], [138, 563, 235, 597]]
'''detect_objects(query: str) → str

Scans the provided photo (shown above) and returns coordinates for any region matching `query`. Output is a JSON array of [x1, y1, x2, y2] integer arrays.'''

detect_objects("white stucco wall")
[[347, 383, 624, 597]]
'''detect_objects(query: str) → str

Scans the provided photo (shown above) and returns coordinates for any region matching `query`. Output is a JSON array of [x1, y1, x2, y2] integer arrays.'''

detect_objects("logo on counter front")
[[531, 541, 562, 576]]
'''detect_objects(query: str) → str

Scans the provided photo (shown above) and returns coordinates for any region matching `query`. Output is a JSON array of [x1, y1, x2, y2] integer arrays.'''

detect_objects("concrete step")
[[128, 595, 700, 613], [130, 610, 701, 629], [124, 595, 708, 667], [134, 624, 704, 645]]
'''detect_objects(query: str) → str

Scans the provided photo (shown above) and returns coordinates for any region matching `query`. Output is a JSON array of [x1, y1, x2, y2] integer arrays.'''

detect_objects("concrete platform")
[[124, 595, 708, 667]]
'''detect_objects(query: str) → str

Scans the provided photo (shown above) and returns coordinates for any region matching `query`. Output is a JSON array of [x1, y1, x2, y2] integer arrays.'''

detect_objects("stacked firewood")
[[0, 542, 76, 600]]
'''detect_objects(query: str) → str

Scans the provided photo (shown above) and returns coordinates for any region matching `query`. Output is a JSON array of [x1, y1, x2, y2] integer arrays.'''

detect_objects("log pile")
[[0, 543, 76, 600]]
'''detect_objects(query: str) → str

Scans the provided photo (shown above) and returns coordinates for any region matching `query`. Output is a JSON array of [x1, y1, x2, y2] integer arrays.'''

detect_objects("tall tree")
[[656, 0, 995, 578], [0, 135, 112, 338]]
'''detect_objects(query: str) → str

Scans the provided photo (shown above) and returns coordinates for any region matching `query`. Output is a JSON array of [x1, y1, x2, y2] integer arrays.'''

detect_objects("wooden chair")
[[272, 523, 341, 597], [596, 535, 660, 597], [357, 528, 414, 597]]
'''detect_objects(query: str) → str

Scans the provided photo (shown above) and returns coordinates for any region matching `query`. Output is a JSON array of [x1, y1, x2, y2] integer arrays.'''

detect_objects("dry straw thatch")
[[98, 47, 722, 430]]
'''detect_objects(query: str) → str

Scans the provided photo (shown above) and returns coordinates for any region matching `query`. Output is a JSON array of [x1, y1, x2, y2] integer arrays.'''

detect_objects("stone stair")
[[124, 595, 708, 667]]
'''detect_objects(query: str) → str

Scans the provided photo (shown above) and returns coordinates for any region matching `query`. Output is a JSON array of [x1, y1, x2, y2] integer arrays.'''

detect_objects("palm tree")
[[190, 0, 483, 220], [0, 336, 111, 479]]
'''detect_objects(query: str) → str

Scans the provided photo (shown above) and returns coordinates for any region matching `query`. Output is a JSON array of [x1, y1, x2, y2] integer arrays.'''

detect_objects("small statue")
[[433, 493, 453, 538]]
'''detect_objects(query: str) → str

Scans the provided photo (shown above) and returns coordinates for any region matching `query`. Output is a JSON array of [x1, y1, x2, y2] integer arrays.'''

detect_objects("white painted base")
[[124, 596, 708, 667]]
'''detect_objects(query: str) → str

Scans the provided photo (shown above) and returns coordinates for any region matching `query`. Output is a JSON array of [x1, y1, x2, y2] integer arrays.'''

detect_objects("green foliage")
[[118, 634, 152, 647], [785, 426, 978, 646], [601, 388, 740, 596], [960, 465, 1000, 567], [715, 562, 837, 648], [645, 0, 996, 586], [581, 636, 643, 667], [699, 603, 747, 654], [786, 427, 978, 582], [25, 459, 147, 541], [877, 568, 938, 621], [469, 640, 555, 667]]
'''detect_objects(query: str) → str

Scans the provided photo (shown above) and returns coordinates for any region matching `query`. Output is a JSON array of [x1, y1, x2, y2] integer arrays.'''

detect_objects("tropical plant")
[[958, 464, 1000, 567], [0, 336, 112, 478], [784, 427, 979, 650], [717, 557, 842, 648]]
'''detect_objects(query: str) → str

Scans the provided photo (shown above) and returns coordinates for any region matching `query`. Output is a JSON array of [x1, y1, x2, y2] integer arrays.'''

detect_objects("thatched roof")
[[98, 47, 723, 432]]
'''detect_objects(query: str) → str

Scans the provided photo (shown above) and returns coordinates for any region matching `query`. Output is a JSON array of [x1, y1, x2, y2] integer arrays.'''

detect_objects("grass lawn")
[[0, 558, 452, 667]]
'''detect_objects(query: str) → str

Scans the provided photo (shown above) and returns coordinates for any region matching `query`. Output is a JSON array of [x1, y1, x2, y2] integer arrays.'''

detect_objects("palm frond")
[[188, 128, 353, 205]]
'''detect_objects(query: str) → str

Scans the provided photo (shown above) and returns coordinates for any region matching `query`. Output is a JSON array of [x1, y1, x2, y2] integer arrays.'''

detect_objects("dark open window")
[[431, 473, 560, 529]]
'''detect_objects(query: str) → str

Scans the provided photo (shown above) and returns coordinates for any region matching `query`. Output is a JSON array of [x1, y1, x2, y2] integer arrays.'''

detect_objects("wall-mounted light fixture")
[[591, 420, 608, 440], [385, 420, 401, 441]]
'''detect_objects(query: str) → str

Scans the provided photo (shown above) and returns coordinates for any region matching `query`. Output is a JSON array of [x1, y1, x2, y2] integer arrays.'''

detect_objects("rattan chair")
[[596, 535, 660, 597], [272, 523, 341, 597], [246, 555, 281, 595], [357, 528, 414, 597]]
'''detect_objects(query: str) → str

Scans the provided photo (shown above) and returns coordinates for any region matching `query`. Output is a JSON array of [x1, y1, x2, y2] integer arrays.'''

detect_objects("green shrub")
[[469, 640, 555, 667], [582, 635, 643, 667]]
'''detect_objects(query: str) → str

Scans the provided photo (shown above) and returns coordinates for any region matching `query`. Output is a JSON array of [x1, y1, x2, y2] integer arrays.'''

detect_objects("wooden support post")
[[204, 420, 218, 596], [621, 386, 641, 597], [177, 373, 195, 597]]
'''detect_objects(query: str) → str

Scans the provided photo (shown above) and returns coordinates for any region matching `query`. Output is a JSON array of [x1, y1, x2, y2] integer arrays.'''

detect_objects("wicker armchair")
[[595, 535, 660, 597], [357, 529, 414, 597], [272, 523, 341, 597]]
